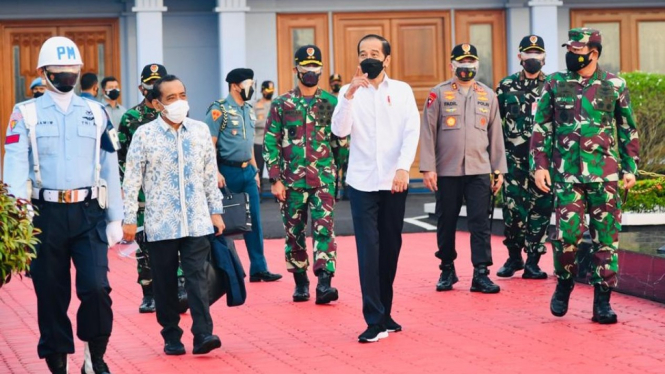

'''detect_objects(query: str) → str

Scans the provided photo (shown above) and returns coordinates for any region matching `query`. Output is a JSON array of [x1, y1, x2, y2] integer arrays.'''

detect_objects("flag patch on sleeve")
[[427, 92, 437, 108]]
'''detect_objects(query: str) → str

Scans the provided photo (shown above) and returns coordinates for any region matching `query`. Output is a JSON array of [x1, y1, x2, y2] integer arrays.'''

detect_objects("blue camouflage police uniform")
[[2, 91, 123, 359]]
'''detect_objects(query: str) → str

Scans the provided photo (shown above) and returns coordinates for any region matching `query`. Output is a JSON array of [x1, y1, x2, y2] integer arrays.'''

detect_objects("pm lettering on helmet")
[[56, 46, 76, 61]]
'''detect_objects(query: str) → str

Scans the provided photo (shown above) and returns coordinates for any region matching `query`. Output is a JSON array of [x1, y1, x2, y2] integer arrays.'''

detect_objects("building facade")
[[1, 0, 663, 177]]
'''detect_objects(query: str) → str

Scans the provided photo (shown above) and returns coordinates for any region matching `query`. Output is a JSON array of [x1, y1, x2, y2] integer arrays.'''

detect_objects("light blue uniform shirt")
[[122, 116, 224, 242], [204, 94, 255, 162], [2, 92, 123, 222]]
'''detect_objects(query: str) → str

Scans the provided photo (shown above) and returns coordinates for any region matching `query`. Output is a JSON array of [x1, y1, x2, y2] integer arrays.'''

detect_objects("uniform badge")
[[445, 108, 457, 113], [530, 35, 538, 45], [451, 83, 458, 91], [462, 44, 471, 54], [9, 120, 17, 132], [211, 109, 222, 121], [427, 92, 437, 108], [479, 107, 489, 113], [480, 117, 487, 126], [5, 134, 19, 144], [478, 96, 488, 101], [150, 64, 159, 73], [307, 47, 315, 57], [231, 129, 238, 136], [446, 117, 457, 127]]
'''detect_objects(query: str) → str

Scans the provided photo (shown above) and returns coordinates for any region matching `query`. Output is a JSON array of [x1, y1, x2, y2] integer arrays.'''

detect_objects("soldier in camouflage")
[[118, 64, 188, 314], [263, 45, 349, 304], [531, 28, 639, 324], [495, 35, 553, 280]]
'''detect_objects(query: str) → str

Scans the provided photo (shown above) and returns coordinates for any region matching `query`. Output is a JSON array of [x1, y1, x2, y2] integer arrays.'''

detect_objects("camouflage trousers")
[[502, 170, 553, 255], [280, 186, 337, 274], [552, 182, 621, 288]]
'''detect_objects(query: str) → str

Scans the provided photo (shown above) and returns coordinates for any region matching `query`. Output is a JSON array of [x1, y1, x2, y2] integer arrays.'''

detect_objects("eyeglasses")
[[296, 65, 322, 73]]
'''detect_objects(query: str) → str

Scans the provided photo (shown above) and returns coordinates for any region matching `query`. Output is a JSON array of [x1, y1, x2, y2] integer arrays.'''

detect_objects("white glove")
[[106, 220, 123, 247]]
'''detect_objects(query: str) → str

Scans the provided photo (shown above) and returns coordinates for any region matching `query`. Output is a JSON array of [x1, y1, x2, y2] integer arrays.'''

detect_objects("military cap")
[[519, 35, 545, 52], [261, 80, 275, 92], [294, 45, 323, 66], [450, 43, 479, 61], [226, 68, 254, 84], [329, 73, 342, 82], [30, 77, 44, 89], [140, 63, 167, 83], [562, 28, 602, 49]]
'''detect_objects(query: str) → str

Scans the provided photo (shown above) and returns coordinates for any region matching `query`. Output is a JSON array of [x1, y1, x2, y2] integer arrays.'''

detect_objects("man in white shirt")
[[100, 76, 127, 130], [331, 34, 420, 343], [122, 75, 226, 356]]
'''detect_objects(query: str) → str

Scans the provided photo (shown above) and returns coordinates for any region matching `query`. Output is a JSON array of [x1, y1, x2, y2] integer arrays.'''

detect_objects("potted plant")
[[0, 182, 39, 288]]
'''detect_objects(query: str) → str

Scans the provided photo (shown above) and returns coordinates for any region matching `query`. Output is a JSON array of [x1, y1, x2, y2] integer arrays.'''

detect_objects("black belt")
[[218, 158, 251, 168]]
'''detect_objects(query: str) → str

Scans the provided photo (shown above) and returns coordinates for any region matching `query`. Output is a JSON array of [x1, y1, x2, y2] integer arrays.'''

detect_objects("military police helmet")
[[37, 36, 83, 68]]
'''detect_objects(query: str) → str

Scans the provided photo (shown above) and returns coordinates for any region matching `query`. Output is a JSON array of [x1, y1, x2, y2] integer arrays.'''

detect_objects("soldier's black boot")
[[592, 284, 618, 324], [139, 285, 155, 313], [177, 276, 189, 314], [471, 265, 501, 293], [496, 250, 524, 278], [436, 262, 458, 291], [45, 353, 67, 374], [292, 272, 310, 302], [82, 336, 111, 374], [550, 278, 575, 317], [315, 271, 339, 304], [522, 252, 548, 279]]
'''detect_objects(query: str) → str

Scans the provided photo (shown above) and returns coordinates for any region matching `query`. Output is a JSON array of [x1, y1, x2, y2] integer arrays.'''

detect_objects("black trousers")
[[348, 186, 407, 326], [148, 236, 213, 342], [435, 175, 493, 267], [30, 199, 113, 359], [254, 144, 265, 178]]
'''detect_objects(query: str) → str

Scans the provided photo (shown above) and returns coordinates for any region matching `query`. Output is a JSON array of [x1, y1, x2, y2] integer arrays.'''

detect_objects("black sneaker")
[[139, 295, 156, 313], [164, 340, 186, 356], [358, 324, 388, 343], [385, 317, 402, 333], [249, 271, 283, 282]]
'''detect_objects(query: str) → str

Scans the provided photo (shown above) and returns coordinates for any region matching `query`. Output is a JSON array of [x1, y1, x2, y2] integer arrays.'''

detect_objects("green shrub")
[[621, 178, 665, 213], [0, 182, 39, 288], [618, 72, 665, 174]]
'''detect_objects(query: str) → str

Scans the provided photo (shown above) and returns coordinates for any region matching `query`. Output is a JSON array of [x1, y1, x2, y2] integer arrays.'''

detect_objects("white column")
[[506, 0, 531, 75], [215, 0, 250, 97], [529, 0, 563, 74], [132, 0, 167, 74]]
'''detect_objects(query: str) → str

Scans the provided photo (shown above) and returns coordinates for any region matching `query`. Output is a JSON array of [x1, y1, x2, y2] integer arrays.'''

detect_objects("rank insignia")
[[445, 108, 457, 113], [479, 107, 489, 113], [427, 92, 437, 108], [211, 109, 222, 121], [446, 117, 457, 127]]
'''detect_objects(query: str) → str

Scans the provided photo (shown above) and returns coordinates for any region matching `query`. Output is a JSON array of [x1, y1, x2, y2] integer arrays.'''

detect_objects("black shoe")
[[45, 353, 67, 374], [436, 263, 458, 291], [358, 324, 388, 343], [177, 277, 189, 314], [192, 334, 222, 355], [592, 284, 618, 324], [522, 253, 547, 279], [139, 295, 155, 313], [292, 272, 310, 302], [164, 340, 186, 356], [496, 256, 524, 278], [249, 271, 283, 282], [550, 278, 575, 317], [82, 337, 111, 374], [384, 317, 402, 332], [315, 271, 339, 304], [470, 266, 500, 293]]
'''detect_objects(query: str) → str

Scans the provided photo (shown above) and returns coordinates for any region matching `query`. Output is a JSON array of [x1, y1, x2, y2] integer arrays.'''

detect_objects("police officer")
[[3, 36, 122, 374], [117, 64, 188, 314], [254, 80, 274, 189], [495, 35, 552, 280], [263, 45, 349, 303], [30, 77, 46, 98], [205, 68, 282, 282], [532, 28, 639, 324], [420, 43, 507, 294]]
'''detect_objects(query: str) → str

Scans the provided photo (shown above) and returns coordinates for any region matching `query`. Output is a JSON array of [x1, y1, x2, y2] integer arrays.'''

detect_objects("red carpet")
[[1, 232, 664, 373]]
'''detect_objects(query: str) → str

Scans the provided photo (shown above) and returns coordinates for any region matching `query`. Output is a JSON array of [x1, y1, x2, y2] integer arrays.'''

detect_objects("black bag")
[[220, 186, 252, 236]]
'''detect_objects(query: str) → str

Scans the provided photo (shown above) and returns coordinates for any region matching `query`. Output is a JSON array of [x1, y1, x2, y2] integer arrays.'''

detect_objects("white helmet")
[[37, 36, 83, 69]]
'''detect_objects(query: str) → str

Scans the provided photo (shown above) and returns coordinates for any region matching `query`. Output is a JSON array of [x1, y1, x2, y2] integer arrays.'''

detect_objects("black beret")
[[225, 68, 254, 84]]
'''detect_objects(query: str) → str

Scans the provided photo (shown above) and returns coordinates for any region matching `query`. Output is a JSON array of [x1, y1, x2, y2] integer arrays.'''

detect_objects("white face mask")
[[160, 99, 189, 124]]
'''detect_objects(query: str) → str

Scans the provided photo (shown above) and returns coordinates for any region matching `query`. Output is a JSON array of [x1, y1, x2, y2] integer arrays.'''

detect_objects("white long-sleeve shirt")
[[331, 75, 420, 192]]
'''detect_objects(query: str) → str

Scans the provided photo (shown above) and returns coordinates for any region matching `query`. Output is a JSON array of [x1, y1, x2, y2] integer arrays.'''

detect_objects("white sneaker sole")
[[359, 331, 389, 343]]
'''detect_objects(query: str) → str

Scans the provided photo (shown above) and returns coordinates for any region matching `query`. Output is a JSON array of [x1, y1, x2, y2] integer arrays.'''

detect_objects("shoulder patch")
[[211, 109, 222, 122], [427, 92, 437, 108]]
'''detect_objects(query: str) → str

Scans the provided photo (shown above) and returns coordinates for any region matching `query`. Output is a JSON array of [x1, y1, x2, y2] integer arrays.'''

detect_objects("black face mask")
[[331, 84, 341, 93], [46, 71, 78, 93], [240, 86, 254, 102], [522, 59, 543, 74], [360, 58, 384, 79], [263, 93, 273, 100], [106, 89, 120, 100], [33, 92, 44, 98], [299, 71, 320, 87], [566, 51, 593, 72], [455, 67, 476, 82]]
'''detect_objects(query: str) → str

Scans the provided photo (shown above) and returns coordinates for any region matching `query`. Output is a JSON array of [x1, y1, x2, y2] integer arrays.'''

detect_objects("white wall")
[[163, 14, 220, 121], [505, 6, 531, 75], [557, 6, 571, 72], [245, 12, 279, 95]]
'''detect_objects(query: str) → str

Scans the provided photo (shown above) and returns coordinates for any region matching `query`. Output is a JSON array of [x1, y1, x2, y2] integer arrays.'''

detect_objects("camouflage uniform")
[[263, 87, 349, 274], [530, 32, 639, 288], [497, 70, 553, 256]]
